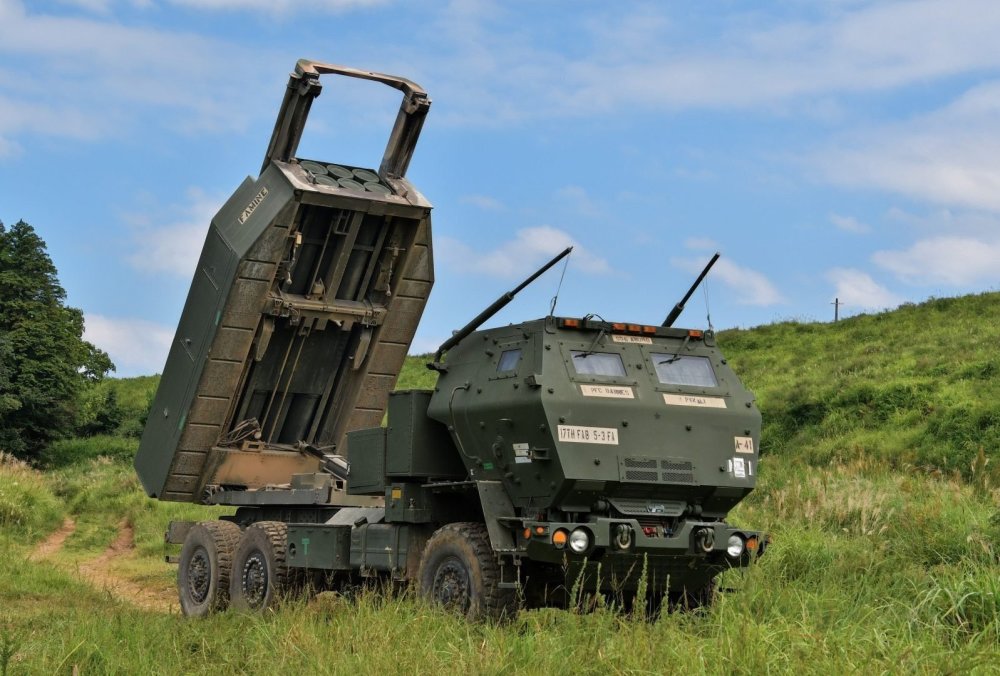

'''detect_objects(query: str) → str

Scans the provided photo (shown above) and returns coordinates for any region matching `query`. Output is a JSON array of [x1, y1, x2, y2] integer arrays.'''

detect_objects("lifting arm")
[[261, 59, 431, 179]]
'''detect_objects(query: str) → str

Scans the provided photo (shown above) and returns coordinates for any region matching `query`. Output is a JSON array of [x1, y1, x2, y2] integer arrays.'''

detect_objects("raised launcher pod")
[[135, 60, 434, 503]]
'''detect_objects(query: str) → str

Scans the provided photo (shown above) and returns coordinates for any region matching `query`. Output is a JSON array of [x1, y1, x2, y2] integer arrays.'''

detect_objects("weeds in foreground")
[[0, 625, 17, 676]]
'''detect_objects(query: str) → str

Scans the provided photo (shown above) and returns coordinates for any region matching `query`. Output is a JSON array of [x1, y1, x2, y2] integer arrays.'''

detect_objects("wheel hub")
[[241, 551, 268, 608], [432, 556, 470, 612], [186, 546, 211, 603]]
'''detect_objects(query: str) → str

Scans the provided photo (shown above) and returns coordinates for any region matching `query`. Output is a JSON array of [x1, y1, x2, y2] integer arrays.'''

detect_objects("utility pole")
[[832, 297, 841, 322]]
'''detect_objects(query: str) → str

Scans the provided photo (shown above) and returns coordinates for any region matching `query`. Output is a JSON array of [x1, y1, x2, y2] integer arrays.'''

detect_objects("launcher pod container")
[[135, 61, 433, 503], [141, 61, 766, 621]]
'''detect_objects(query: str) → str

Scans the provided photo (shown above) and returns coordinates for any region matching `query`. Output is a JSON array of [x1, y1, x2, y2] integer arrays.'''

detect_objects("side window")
[[650, 354, 718, 387], [570, 351, 626, 377], [497, 348, 522, 373]]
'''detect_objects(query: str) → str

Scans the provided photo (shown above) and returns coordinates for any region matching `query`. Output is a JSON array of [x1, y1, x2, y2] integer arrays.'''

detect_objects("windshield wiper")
[[574, 315, 607, 358], [658, 335, 691, 365]]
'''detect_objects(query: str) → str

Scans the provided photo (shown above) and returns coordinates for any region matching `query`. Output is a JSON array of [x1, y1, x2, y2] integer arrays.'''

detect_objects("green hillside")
[[2, 292, 997, 672], [73, 291, 1000, 479], [721, 291, 1000, 479]]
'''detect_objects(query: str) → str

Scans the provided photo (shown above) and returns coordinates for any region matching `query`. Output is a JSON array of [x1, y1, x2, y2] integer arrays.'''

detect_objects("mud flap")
[[475, 481, 516, 551]]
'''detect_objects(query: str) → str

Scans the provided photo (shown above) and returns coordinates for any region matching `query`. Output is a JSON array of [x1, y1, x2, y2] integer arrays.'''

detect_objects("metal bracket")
[[266, 292, 387, 329], [262, 59, 431, 179]]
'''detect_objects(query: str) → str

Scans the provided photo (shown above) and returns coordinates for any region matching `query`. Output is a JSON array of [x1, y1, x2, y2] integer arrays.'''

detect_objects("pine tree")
[[0, 220, 114, 458]]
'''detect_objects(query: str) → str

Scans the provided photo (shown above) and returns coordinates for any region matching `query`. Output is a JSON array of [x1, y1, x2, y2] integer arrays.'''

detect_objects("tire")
[[229, 521, 289, 612], [177, 520, 242, 618], [417, 522, 515, 622], [670, 578, 716, 611]]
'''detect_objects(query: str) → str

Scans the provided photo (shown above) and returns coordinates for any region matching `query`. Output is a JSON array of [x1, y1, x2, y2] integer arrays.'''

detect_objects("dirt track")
[[29, 517, 76, 561], [30, 518, 175, 613]]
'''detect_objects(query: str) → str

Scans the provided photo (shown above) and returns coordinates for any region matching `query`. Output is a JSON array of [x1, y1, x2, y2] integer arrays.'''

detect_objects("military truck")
[[135, 59, 766, 620]]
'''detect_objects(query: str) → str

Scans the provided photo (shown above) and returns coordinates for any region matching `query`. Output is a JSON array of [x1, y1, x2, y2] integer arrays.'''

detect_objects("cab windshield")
[[570, 351, 626, 377], [651, 354, 717, 387]]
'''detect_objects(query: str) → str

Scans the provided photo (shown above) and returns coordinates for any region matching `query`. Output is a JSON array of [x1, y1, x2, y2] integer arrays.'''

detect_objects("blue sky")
[[2, 0, 999, 376]]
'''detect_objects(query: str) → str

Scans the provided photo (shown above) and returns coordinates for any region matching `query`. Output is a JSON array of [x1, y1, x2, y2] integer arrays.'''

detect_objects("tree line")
[[0, 220, 116, 459]]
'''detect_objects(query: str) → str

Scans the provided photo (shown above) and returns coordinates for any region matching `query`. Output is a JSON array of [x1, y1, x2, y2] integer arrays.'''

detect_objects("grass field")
[[2, 293, 999, 673]]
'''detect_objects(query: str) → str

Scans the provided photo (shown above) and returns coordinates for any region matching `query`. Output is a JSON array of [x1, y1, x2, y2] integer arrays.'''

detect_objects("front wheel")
[[417, 522, 515, 622], [229, 522, 289, 612]]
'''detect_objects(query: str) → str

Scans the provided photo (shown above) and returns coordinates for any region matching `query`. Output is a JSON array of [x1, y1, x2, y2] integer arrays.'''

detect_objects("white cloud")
[[872, 236, 1000, 286], [84, 314, 174, 376], [0, 0, 272, 146], [53, 0, 374, 13], [169, 0, 386, 11], [829, 213, 870, 234], [671, 256, 785, 306], [684, 237, 719, 251], [439, 226, 611, 279], [127, 188, 224, 277], [817, 81, 1000, 212], [826, 268, 901, 310], [0, 135, 19, 158], [886, 207, 1000, 238], [672, 166, 716, 181], [555, 185, 602, 218], [10, 0, 1000, 151], [0, 94, 103, 144], [418, 0, 1000, 124], [459, 194, 504, 211], [55, 0, 117, 12]]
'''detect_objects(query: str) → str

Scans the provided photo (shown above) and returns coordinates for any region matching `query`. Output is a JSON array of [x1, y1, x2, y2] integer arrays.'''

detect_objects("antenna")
[[430, 246, 573, 367], [548, 250, 572, 317], [663, 252, 720, 327], [702, 276, 714, 332]]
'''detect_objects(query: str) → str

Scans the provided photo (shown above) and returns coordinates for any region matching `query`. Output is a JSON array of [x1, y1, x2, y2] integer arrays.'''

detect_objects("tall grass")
[[2, 453, 996, 673], [0, 453, 63, 537], [3, 292, 998, 672]]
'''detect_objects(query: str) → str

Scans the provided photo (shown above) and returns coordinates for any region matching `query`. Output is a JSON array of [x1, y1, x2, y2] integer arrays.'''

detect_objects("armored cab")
[[135, 61, 434, 503], [427, 317, 760, 518], [425, 315, 763, 591]]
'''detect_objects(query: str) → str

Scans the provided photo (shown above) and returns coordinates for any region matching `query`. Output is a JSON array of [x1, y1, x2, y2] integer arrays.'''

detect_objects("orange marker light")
[[611, 323, 626, 332], [745, 537, 758, 552], [627, 324, 641, 333], [552, 530, 568, 548], [523, 528, 532, 540], [642, 325, 657, 334], [563, 318, 580, 328], [688, 330, 704, 339], [535, 526, 546, 536]]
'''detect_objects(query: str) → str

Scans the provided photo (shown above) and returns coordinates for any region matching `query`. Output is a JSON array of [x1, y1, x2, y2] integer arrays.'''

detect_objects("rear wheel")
[[177, 520, 242, 617], [230, 521, 289, 612], [418, 522, 515, 622]]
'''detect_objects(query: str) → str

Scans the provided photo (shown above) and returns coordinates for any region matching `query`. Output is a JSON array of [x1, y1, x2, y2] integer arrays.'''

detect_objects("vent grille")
[[661, 459, 694, 483], [624, 457, 657, 470], [624, 470, 659, 482], [663, 471, 695, 483], [621, 457, 695, 484]]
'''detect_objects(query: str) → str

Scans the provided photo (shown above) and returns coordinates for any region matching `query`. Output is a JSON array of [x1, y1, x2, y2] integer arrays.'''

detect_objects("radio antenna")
[[548, 249, 572, 317], [702, 276, 714, 332]]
